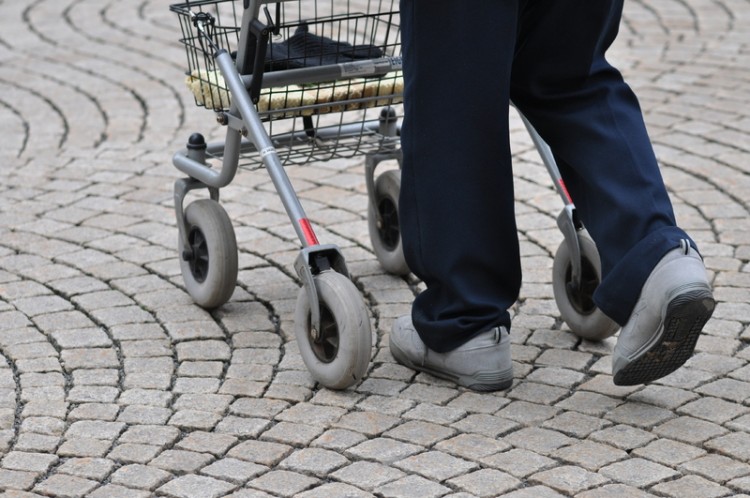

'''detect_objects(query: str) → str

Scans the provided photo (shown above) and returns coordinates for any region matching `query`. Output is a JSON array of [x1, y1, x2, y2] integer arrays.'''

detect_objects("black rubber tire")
[[552, 231, 620, 340], [367, 169, 409, 276], [178, 199, 238, 309], [294, 271, 372, 389]]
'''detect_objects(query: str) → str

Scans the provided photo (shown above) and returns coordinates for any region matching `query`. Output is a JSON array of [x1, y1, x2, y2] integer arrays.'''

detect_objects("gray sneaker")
[[390, 315, 513, 391], [612, 240, 715, 386]]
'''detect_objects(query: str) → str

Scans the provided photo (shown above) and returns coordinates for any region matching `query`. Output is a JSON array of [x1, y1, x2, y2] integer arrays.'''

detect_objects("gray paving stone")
[[109, 464, 173, 490], [376, 474, 451, 498], [385, 420, 457, 447], [13, 433, 60, 453], [394, 450, 478, 481], [19, 417, 66, 436], [398, 383, 460, 404], [542, 411, 613, 438], [696, 378, 750, 403], [67, 403, 120, 421], [331, 461, 406, 490], [446, 392, 510, 414], [448, 468, 522, 498], [498, 400, 561, 424], [436, 434, 510, 462], [118, 389, 174, 408], [481, 448, 556, 479], [334, 411, 401, 437], [0, 468, 38, 491], [116, 405, 172, 425], [60, 348, 119, 370], [57, 437, 113, 458], [356, 395, 416, 415], [503, 427, 574, 455], [589, 424, 657, 451], [176, 340, 231, 361], [55, 458, 115, 480], [631, 438, 707, 466], [551, 441, 628, 471], [529, 465, 610, 495], [200, 458, 268, 483], [605, 402, 675, 429], [626, 384, 700, 410], [508, 381, 570, 405], [599, 458, 679, 488], [502, 485, 566, 498], [296, 482, 374, 498], [345, 437, 423, 464], [246, 470, 319, 497], [150, 449, 215, 474], [575, 483, 656, 498], [651, 474, 732, 498], [681, 453, 750, 483], [526, 367, 587, 388], [65, 420, 125, 440], [227, 440, 293, 467], [450, 414, 520, 438], [653, 416, 728, 444], [107, 443, 162, 464], [33, 474, 99, 496], [50, 328, 112, 349], [402, 403, 467, 424], [310, 428, 368, 451], [157, 474, 237, 498], [87, 484, 151, 498], [278, 447, 349, 476], [2, 451, 58, 473]]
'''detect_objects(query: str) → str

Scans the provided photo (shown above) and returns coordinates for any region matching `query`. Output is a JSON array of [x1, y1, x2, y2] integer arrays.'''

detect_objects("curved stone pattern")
[[0, 0, 748, 496]]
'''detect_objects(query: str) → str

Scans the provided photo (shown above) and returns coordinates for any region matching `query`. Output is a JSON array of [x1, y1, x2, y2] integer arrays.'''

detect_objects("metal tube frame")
[[517, 111, 585, 291]]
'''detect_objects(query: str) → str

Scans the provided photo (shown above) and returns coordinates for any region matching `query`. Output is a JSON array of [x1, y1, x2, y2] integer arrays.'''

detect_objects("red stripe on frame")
[[299, 218, 319, 246], [558, 178, 573, 204]]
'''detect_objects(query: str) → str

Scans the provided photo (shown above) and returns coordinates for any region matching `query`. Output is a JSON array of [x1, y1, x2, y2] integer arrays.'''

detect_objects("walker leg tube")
[[215, 49, 318, 247]]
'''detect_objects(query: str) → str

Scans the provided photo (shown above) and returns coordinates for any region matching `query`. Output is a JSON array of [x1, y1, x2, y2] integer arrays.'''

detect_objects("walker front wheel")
[[368, 169, 409, 275], [552, 232, 619, 340], [294, 271, 371, 389], [178, 199, 238, 309]]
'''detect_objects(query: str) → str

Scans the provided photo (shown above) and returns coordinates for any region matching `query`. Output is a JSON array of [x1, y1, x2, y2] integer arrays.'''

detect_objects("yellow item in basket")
[[185, 69, 403, 115]]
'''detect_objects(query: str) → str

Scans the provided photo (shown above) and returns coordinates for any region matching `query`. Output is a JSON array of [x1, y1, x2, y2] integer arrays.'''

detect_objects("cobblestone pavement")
[[0, 0, 748, 497]]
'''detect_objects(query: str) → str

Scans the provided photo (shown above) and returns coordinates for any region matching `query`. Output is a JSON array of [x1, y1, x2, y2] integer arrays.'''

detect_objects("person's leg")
[[509, 0, 688, 324], [509, 0, 714, 384], [399, 0, 521, 352]]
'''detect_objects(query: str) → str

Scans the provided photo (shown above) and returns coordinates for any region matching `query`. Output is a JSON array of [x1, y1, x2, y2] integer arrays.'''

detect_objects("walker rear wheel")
[[178, 199, 238, 309], [294, 270, 371, 389], [368, 169, 409, 275], [552, 231, 619, 340]]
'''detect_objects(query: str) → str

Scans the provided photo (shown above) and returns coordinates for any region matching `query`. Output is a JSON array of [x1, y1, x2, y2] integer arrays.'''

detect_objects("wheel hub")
[[565, 258, 599, 316], [377, 197, 400, 250], [187, 227, 209, 283], [310, 304, 338, 363]]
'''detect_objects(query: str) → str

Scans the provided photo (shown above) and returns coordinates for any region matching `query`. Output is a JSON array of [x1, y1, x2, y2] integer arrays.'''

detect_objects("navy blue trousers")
[[399, 0, 695, 352]]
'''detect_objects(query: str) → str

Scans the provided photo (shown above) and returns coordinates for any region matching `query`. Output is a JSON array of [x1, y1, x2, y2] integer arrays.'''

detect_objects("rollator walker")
[[170, 0, 618, 390]]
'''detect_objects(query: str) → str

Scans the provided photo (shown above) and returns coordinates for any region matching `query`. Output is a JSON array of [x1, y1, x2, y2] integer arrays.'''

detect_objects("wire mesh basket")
[[172, 0, 402, 165]]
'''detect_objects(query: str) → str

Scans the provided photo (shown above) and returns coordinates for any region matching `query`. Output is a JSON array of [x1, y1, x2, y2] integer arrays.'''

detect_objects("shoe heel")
[[614, 287, 715, 386], [466, 369, 514, 392]]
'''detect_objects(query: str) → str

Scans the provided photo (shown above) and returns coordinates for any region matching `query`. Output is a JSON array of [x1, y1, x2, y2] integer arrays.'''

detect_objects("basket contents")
[[186, 69, 403, 116], [266, 22, 384, 70]]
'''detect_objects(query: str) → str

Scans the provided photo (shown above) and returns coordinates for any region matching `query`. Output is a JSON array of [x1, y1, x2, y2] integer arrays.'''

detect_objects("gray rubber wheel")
[[294, 271, 372, 389], [552, 231, 620, 340], [178, 199, 238, 309], [368, 169, 409, 276]]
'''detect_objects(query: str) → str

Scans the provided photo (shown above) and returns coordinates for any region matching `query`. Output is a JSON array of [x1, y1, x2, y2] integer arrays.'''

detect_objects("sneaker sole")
[[390, 342, 513, 392], [613, 288, 715, 386]]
